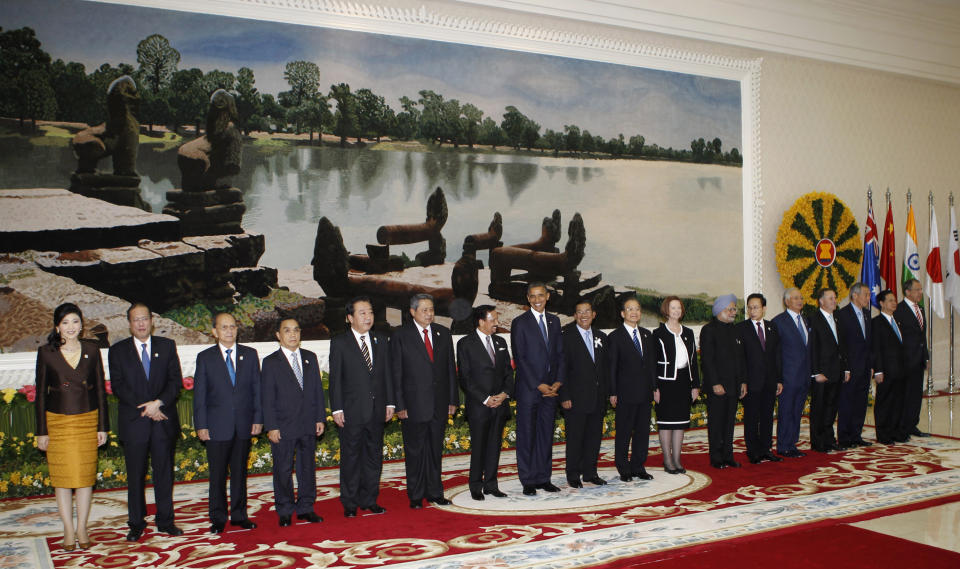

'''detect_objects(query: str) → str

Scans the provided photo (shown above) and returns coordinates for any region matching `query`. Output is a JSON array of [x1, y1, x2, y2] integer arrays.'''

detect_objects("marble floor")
[[854, 391, 960, 556]]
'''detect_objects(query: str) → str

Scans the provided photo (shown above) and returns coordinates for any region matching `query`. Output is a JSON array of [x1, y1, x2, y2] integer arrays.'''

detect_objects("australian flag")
[[861, 196, 881, 308]]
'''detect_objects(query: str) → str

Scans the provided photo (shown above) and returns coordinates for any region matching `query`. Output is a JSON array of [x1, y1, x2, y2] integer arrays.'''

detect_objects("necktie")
[[891, 318, 902, 342], [585, 329, 595, 361], [423, 328, 434, 362], [360, 335, 373, 372], [913, 304, 924, 330], [141, 343, 150, 380], [796, 314, 807, 345], [291, 353, 303, 389], [538, 314, 548, 344], [485, 334, 496, 364], [632, 328, 643, 356], [827, 313, 838, 342], [856, 308, 866, 338], [756, 321, 766, 351], [225, 348, 236, 386]]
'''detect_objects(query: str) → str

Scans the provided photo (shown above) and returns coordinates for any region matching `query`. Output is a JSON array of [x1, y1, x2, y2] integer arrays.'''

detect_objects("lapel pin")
[[83, 354, 89, 359], [154, 353, 158, 358], [304, 359, 310, 365], [239, 355, 244, 361]]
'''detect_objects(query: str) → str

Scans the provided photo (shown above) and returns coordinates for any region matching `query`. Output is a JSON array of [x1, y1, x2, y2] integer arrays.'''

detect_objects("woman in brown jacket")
[[35, 303, 109, 551]]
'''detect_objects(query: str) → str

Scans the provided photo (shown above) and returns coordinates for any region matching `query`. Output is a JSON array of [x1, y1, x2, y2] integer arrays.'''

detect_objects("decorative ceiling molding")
[[456, 0, 960, 85]]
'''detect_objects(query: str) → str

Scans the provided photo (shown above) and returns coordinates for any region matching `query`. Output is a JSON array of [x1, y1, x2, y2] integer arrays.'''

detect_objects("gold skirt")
[[46, 410, 99, 488]]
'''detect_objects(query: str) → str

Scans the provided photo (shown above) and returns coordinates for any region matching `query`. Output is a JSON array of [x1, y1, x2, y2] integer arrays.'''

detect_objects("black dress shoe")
[[910, 429, 931, 437], [877, 438, 895, 445], [748, 455, 763, 464], [427, 496, 452, 505], [894, 435, 910, 443], [410, 499, 423, 509], [633, 469, 653, 480], [344, 509, 357, 518], [826, 443, 841, 451], [711, 461, 726, 469], [723, 459, 741, 468], [523, 485, 537, 495], [126, 527, 144, 542], [278, 515, 292, 527], [362, 504, 386, 514], [483, 488, 508, 497], [584, 476, 607, 486], [538, 482, 561, 492], [567, 479, 584, 488], [470, 491, 485, 501], [158, 525, 183, 536], [762, 452, 783, 462], [856, 439, 873, 447], [210, 523, 225, 534], [298, 512, 323, 523], [230, 520, 257, 530], [619, 474, 633, 482]]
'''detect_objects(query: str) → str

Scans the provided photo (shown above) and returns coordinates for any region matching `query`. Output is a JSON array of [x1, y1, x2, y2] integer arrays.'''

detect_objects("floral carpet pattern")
[[1, 425, 958, 569]]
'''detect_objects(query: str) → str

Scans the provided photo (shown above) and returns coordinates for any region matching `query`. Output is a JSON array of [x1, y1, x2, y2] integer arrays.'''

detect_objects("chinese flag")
[[879, 201, 897, 299]]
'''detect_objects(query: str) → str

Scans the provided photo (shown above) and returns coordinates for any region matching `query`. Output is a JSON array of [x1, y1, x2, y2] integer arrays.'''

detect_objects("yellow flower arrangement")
[[775, 192, 862, 306], [1, 388, 16, 404]]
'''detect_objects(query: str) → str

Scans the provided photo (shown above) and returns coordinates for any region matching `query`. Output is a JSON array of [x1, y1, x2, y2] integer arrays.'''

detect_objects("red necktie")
[[424, 328, 434, 362], [913, 304, 924, 330]]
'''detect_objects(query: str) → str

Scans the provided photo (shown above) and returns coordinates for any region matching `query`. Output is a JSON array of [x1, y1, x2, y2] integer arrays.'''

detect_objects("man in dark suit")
[[607, 295, 657, 481], [836, 283, 874, 448], [262, 318, 326, 527], [392, 294, 458, 509], [560, 300, 609, 488], [108, 302, 184, 541], [329, 296, 395, 517], [457, 305, 515, 500], [194, 312, 262, 533], [737, 293, 783, 464], [700, 294, 746, 469], [871, 289, 908, 444], [894, 278, 930, 439], [772, 287, 812, 458], [511, 282, 566, 496], [807, 287, 850, 453]]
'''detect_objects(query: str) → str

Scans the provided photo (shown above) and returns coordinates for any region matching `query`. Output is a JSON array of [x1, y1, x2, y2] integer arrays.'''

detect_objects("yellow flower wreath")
[[775, 192, 862, 306]]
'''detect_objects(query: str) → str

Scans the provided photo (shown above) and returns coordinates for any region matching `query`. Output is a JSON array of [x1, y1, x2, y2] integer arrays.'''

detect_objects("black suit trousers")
[[875, 375, 906, 442], [742, 384, 777, 459], [467, 408, 508, 493], [271, 433, 317, 517], [837, 369, 871, 444], [614, 401, 651, 476], [122, 426, 175, 529], [809, 380, 840, 450], [338, 418, 384, 510], [401, 416, 446, 501], [564, 408, 604, 481], [206, 436, 252, 524], [899, 365, 925, 435], [706, 390, 737, 462]]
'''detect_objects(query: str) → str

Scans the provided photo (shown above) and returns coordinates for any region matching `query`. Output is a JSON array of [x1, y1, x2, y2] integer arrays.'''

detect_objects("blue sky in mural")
[[3, 0, 742, 149]]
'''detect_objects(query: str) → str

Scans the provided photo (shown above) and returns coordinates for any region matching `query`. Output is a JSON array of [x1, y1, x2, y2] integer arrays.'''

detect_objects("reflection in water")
[[697, 176, 723, 191], [0, 142, 742, 294]]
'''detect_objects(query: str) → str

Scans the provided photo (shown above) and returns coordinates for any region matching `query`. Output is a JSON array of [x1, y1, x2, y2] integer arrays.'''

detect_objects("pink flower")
[[18, 385, 36, 402], [182, 376, 194, 390], [104, 380, 113, 395]]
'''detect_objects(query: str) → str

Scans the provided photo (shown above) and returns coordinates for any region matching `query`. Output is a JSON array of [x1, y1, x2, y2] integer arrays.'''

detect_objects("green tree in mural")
[[441, 99, 463, 147], [418, 90, 445, 144], [564, 124, 581, 152], [355, 88, 394, 142], [287, 95, 331, 143], [541, 128, 562, 156], [459, 103, 483, 149], [478, 116, 506, 150], [136, 33, 180, 93], [581, 129, 595, 153], [501, 105, 530, 150], [330, 82, 358, 146], [394, 95, 420, 140], [628, 134, 645, 156], [234, 67, 262, 134], [283, 60, 321, 107], [0, 27, 57, 130], [51, 60, 98, 125], [169, 68, 207, 135]]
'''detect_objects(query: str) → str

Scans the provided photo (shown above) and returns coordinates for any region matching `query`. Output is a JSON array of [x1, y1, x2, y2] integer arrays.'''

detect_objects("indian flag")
[[902, 204, 921, 298]]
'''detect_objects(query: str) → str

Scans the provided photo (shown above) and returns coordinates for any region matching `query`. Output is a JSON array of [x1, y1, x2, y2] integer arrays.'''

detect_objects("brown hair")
[[659, 296, 685, 321]]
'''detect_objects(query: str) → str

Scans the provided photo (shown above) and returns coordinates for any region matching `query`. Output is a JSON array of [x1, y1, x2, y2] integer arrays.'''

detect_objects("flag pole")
[[927, 190, 936, 396], [950, 192, 957, 394]]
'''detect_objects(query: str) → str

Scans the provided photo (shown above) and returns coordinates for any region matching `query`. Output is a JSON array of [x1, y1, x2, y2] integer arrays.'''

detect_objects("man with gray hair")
[[771, 288, 812, 457], [835, 283, 873, 448], [391, 293, 458, 509]]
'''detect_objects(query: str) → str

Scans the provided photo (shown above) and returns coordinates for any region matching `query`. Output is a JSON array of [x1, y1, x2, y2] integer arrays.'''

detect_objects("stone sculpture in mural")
[[70, 75, 149, 211], [164, 89, 246, 236]]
